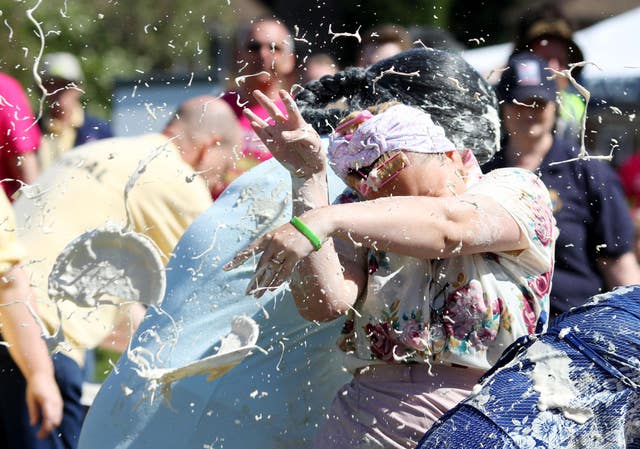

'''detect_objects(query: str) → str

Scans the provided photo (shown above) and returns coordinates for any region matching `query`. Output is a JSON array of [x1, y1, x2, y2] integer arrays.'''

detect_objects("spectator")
[[511, 2, 586, 142], [356, 24, 412, 67], [417, 285, 640, 449], [0, 189, 69, 448], [222, 17, 296, 171], [484, 53, 640, 316], [10, 96, 239, 447], [0, 72, 41, 199], [302, 53, 338, 84], [39, 52, 113, 171]]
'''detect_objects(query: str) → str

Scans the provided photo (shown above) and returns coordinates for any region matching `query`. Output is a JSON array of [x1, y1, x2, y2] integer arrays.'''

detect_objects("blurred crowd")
[[1, 2, 639, 449]]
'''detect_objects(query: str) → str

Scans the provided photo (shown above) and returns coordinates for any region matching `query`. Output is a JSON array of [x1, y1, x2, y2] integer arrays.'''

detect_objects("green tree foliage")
[[449, 0, 526, 47], [1, 0, 529, 116], [1, 0, 233, 116], [342, 0, 452, 29]]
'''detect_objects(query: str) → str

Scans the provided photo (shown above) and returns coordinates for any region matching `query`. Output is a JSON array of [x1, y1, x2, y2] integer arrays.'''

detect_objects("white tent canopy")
[[462, 6, 640, 81]]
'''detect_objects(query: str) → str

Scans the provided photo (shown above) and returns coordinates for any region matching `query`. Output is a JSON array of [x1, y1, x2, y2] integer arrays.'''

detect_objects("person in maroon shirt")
[[222, 18, 296, 174]]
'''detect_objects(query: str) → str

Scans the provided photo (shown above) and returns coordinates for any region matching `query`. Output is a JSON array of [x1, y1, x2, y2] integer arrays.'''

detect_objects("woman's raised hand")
[[243, 90, 324, 179]]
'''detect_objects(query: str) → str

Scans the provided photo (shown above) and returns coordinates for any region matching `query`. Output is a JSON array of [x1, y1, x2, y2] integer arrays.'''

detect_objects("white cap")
[[41, 52, 84, 82]]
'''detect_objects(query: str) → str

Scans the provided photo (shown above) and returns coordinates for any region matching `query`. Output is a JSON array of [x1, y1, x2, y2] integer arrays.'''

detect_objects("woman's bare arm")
[[227, 90, 368, 321], [229, 191, 524, 321], [230, 90, 527, 322], [320, 193, 527, 259]]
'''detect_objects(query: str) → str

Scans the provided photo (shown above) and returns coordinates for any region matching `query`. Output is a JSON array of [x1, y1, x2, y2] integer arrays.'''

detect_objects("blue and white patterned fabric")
[[416, 285, 640, 449]]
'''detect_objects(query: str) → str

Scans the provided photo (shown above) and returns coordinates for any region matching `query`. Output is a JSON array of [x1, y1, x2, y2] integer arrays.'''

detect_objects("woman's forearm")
[[289, 237, 365, 322], [286, 192, 523, 322], [307, 194, 524, 260], [289, 172, 366, 321], [290, 171, 330, 215]]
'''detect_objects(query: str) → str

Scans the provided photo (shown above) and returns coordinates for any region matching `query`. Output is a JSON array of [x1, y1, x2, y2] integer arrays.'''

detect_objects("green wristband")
[[290, 216, 323, 251]]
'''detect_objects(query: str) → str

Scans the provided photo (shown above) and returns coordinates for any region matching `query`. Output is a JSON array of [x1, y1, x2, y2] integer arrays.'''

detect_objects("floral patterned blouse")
[[338, 168, 556, 371]]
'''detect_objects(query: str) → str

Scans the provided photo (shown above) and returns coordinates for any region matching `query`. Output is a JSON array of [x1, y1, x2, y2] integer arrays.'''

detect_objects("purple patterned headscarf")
[[327, 104, 457, 180]]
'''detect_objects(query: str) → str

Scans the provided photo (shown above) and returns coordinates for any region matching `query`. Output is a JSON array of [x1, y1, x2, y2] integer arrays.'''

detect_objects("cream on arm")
[[307, 193, 527, 260], [288, 174, 368, 322], [287, 192, 526, 322]]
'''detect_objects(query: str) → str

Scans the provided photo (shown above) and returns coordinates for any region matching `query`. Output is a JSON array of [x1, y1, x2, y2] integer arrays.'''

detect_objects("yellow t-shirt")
[[14, 133, 212, 365], [0, 190, 26, 275]]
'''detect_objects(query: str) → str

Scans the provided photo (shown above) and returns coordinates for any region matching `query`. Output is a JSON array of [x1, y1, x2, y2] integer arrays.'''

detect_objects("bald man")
[[222, 18, 296, 170], [6, 96, 240, 449], [166, 96, 243, 199]]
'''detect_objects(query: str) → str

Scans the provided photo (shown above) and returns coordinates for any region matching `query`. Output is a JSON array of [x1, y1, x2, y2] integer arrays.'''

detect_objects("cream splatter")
[[547, 62, 612, 165], [328, 24, 362, 43], [527, 341, 594, 424], [235, 71, 271, 87], [371, 66, 421, 94], [136, 316, 260, 404]]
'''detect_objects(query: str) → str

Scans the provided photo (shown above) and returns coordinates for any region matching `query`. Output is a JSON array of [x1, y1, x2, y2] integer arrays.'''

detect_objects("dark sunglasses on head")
[[346, 152, 411, 197]]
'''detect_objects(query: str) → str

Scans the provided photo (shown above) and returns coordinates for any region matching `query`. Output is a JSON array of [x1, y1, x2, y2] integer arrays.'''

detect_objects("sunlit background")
[[2, 0, 639, 160]]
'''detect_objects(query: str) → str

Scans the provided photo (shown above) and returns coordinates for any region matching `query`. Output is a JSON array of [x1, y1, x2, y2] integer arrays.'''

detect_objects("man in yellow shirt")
[[8, 95, 240, 448]]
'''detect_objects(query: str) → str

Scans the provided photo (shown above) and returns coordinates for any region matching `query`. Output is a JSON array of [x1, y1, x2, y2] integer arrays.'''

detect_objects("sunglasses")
[[346, 151, 411, 197], [245, 41, 284, 53]]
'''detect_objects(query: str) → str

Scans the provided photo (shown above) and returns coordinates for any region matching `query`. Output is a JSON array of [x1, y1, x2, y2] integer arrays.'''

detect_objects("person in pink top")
[[0, 72, 41, 199], [221, 17, 296, 176]]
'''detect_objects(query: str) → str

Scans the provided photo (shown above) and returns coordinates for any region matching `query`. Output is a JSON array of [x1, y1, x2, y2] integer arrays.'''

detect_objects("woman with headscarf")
[[227, 48, 556, 449], [81, 49, 554, 449]]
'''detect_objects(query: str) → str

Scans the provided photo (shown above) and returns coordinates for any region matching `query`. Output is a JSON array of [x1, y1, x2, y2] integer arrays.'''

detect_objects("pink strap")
[[335, 110, 374, 135]]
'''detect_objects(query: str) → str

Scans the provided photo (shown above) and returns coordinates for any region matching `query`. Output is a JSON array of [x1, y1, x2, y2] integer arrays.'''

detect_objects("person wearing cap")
[[512, 2, 586, 141], [0, 72, 41, 199], [484, 53, 640, 318], [226, 78, 556, 446], [39, 52, 113, 171]]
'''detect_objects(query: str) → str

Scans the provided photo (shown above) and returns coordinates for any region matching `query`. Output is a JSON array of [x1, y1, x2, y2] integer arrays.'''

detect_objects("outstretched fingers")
[[242, 108, 269, 128], [252, 90, 287, 124], [248, 258, 295, 298], [279, 89, 305, 127], [280, 125, 316, 143], [224, 239, 264, 271], [264, 257, 297, 294], [243, 109, 273, 143]]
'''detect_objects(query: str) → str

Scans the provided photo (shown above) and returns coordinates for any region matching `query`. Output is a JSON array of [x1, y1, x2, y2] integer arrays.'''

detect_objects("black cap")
[[496, 54, 556, 104], [513, 3, 584, 78]]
